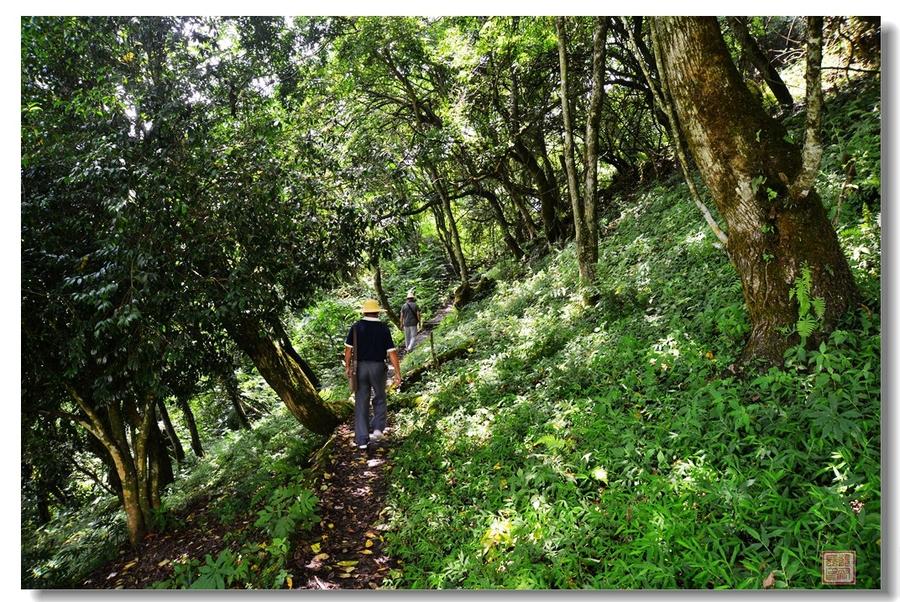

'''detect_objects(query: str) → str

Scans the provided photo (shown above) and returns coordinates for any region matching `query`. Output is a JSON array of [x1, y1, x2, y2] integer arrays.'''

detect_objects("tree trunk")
[[372, 254, 402, 329], [651, 17, 857, 364], [227, 315, 339, 434], [428, 164, 469, 282], [68, 386, 149, 545], [557, 17, 609, 294], [498, 160, 539, 240], [726, 17, 794, 110], [223, 370, 252, 430], [156, 398, 185, 463], [177, 394, 204, 458], [581, 17, 610, 282], [474, 186, 525, 260], [431, 202, 461, 278], [270, 318, 321, 390]]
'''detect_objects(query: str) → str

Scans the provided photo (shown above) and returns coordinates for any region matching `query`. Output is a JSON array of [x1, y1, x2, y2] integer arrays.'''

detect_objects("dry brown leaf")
[[762, 571, 776, 589]]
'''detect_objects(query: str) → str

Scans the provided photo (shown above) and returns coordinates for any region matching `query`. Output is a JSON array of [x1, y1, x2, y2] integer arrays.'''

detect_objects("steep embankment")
[[376, 84, 881, 588]]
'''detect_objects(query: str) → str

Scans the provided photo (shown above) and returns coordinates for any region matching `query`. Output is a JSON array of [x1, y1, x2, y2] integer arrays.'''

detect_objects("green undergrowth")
[[381, 87, 880, 588], [23, 375, 327, 589]]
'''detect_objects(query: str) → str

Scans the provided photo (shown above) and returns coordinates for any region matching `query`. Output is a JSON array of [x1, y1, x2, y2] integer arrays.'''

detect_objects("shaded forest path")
[[288, 300, 455, 589], [82, 302, 455, 590]]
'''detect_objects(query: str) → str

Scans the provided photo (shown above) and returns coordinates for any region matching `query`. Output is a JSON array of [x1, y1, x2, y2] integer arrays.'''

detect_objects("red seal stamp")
[[822, 551, 856, 585]]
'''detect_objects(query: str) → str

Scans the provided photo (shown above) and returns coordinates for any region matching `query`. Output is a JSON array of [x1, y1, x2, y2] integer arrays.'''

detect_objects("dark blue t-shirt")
[[345, 318, 396, 362]]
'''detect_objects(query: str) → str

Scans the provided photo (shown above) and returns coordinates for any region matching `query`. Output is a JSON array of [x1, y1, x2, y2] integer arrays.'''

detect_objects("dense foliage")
[[21, 14, 880, 590], [382, 111, 880, 587]]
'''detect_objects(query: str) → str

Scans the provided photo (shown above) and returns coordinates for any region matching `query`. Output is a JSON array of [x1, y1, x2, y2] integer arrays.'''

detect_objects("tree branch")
[[790, 16, 824, 200]]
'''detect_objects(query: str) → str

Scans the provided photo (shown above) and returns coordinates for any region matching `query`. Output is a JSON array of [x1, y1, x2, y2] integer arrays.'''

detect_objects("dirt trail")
[[289, 300, 455, 589], [83, 302, 455, 590]]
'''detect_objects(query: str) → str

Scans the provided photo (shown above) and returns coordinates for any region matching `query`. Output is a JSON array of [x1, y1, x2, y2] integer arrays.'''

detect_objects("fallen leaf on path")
[[157, 559, 170, 567], [337, 560, 359, 567], [360, 549, 373, 555], [287, 576, 293, 589], [365, 539, 374, 548], [312, 553, 330, 562], [311, 542, 321, 553], [338, 573, 352, 578]]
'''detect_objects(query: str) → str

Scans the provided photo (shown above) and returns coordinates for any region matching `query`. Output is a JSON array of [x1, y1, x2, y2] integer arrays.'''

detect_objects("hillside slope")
[[380, 87, 881, 589]]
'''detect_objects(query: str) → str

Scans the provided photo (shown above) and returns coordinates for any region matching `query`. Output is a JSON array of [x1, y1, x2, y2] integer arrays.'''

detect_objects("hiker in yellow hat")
[[344, 299, 401, 450], [400, 289, 422, 352]]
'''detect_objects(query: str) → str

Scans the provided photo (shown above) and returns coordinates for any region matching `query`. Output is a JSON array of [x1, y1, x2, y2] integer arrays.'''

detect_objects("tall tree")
[[650, 17, 857, 363], [556, 17, 610, 295]]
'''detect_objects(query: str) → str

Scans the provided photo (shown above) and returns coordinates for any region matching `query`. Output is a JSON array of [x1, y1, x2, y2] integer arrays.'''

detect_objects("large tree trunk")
[[270, 318, 321, 390], [726, 17, 794, 110], [156, 398, 185, 463], [68, 387, 152, 546], [227, 315, 339, 435], [177, 394, 204, 458], [651, 17, 857, 364]]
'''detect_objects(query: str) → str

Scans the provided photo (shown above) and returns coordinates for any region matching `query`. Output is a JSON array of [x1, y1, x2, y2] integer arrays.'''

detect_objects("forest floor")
[[286, 301, 455, 589], [82, 302, 455, 590]]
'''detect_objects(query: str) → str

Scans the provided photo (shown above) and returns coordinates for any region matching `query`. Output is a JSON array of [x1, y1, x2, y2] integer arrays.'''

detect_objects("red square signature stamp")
[[822, 551, 856, 585]]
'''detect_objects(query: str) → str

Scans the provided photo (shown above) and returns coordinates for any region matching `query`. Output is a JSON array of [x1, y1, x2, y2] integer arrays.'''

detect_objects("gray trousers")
[[403, 325, 418, 351], [354, 360, 387, 446]]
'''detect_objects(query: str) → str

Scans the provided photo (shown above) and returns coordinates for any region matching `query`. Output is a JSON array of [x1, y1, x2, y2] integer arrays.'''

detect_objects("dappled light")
[[21, 14, 880, 592]]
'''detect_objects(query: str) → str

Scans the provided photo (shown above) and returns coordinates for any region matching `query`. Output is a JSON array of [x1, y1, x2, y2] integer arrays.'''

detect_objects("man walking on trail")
[[400, 289, 421, 352], [345, 299, 402, 450]]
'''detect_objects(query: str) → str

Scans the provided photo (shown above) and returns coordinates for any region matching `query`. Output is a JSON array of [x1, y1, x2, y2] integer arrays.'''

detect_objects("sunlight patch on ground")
[[438, 406, 495, 447], [684, 227, 708, 247]]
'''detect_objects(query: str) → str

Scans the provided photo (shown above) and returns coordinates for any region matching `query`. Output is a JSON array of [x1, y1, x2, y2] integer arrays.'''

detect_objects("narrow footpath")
[[289, 301, 454, 589]]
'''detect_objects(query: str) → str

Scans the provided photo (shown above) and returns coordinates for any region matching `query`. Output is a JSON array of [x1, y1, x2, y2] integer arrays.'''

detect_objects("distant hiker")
[[400, 289, 422, 352], [345, 299, 402, 450]]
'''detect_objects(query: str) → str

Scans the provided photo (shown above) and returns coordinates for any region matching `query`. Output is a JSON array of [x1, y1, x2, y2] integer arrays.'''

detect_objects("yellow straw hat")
[[361, 299, 382, 314]]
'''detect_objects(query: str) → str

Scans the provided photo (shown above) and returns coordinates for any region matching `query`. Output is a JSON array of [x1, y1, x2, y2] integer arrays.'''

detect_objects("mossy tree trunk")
[[651, 17, 857, 364], [227, 315, 339, 435], [556, 16, 609, 296], [68, 386, 158, 546]]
